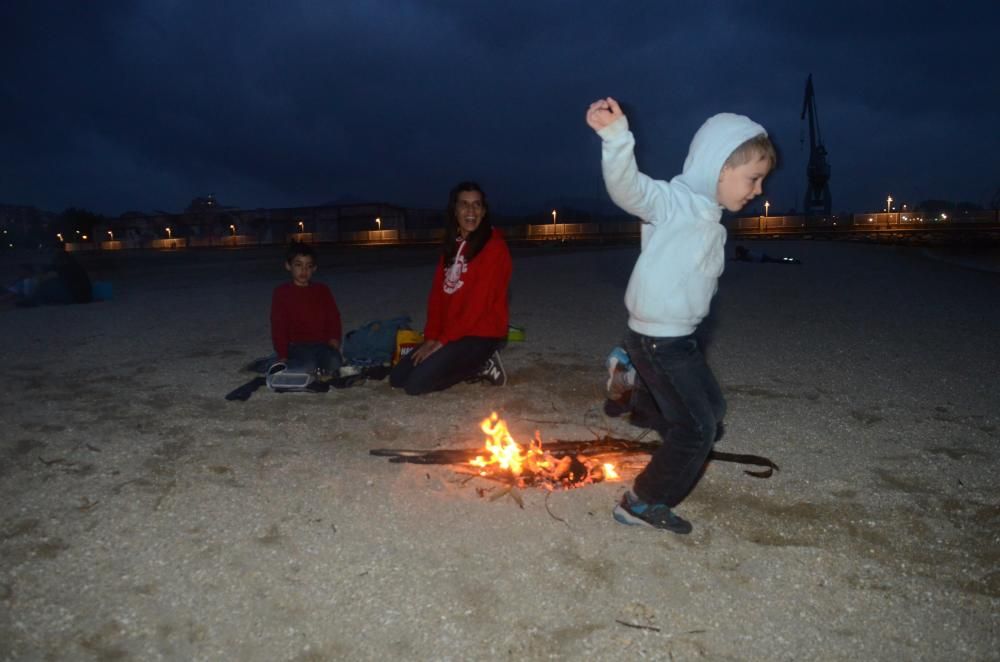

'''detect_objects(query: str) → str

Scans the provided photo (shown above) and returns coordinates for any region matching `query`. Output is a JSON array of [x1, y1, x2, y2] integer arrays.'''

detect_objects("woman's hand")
[[411, 340, 443, 365]]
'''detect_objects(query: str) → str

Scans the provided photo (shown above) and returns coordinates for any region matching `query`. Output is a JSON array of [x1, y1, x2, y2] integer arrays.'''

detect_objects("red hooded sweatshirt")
[[424, 228, 511, 344]]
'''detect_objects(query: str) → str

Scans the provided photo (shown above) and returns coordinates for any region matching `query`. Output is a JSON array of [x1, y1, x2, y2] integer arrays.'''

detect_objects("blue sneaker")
[[613, 491, 692, 534], [605, 346, 635, 401]]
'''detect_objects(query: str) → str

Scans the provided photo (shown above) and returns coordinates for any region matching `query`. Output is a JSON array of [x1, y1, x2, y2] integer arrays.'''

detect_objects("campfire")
[[370, 412, 778, 497], [468, 412, 618, 489]]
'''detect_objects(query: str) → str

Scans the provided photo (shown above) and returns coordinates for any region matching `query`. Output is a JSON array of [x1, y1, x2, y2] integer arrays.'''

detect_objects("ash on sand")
[[0, 242, 997, 660]]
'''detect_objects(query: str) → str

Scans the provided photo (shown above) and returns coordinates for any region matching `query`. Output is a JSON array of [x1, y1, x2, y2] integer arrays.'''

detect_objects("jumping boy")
[[586, 97, 775, 534], [270, 242, 343, 377]]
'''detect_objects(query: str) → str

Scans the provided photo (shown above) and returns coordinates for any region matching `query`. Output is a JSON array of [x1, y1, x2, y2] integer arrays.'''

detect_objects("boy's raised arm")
[[586, 97, 671, 224], [585, 97, 625, 131]]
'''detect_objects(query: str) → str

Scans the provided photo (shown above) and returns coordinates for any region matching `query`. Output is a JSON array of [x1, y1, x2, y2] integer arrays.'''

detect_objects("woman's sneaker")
[[613, 490, 692, 534], [479, 351, 507, 386]]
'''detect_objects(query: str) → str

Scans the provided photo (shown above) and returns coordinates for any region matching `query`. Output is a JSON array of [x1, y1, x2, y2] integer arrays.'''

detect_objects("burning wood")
[[466, 412, 616, 488], [370, 412, 779, 489]]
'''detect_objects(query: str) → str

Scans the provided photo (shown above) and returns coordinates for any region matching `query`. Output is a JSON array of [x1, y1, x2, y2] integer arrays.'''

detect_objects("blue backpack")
[[342, 315, 413, 365]]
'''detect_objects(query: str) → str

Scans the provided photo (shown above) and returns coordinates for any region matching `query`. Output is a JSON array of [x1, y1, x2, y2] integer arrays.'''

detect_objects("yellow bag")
[[393, 329, 424, 365]]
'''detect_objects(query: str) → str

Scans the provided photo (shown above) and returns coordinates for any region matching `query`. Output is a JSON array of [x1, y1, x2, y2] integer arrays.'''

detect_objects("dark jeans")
[[390, 336, 501, 395], [286, 342, 342, 375], [625, 329, 726, 507]]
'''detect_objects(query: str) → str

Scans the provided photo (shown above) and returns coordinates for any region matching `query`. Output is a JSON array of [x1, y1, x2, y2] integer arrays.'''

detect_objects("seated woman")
[[390, 181, 512, 395]]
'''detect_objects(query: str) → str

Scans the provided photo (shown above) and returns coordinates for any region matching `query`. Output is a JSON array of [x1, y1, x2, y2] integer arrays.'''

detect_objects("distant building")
[[92, 197, 417, 247], [0, 204, 58, 248]]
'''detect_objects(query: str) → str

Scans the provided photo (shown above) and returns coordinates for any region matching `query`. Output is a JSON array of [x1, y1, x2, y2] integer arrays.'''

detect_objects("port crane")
[[801, 74, 832, 215]]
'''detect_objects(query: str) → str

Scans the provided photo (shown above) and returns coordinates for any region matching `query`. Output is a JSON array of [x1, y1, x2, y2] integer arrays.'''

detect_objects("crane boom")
[[801, 74, 832, 215]]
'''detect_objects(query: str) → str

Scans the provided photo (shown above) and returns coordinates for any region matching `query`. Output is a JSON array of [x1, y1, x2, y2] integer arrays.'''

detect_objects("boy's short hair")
[[724, 134, 777, 170], [285, 241, 317, 264]]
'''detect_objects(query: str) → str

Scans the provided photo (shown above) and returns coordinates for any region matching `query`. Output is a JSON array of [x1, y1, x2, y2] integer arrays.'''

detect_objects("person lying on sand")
[[732, 244, 801, 264]]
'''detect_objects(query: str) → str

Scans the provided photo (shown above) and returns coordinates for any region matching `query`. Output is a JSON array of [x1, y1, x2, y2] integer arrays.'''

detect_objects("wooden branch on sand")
[[370, 436, 779, 478]]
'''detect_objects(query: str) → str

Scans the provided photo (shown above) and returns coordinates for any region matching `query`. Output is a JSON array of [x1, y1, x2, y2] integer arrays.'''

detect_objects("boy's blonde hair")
[[724, 134, 777, 170]]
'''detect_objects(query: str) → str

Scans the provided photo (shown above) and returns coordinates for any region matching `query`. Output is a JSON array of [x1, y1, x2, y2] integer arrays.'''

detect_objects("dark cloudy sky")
[[2, 1, 997, 217]]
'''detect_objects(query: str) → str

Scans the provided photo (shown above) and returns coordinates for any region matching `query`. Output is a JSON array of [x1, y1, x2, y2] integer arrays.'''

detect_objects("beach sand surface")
[[1, 241, 997, 661]]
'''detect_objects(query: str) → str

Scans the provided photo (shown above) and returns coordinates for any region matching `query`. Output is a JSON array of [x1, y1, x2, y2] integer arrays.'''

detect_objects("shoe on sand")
[[479, 351, 507, 386], [606, 347, 635, 401], [613, 490, 692, 534]]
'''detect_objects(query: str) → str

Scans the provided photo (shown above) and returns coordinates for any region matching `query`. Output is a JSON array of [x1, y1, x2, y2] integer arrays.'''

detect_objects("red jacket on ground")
[[270, 281, 342, 358], [424, 228, 511, 344]]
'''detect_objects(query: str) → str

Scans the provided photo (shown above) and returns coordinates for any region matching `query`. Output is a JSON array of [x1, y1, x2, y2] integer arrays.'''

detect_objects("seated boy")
[[270, 242, 343, 377]]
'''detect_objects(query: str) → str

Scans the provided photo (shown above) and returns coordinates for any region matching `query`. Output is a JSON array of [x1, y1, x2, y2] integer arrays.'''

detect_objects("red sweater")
[[424, 228, 511, 344], [270, 281, 342, 358]]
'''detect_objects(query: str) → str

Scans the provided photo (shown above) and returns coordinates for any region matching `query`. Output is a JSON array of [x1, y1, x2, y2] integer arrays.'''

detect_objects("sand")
[[1, 240, 997, 661]]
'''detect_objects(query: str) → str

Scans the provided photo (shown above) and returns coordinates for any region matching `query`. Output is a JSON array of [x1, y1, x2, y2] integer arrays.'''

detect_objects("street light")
[[375, 217, 381, 230], [166, 227, 172, 239], [551, 209, 557, 224], [886, 195, 893, 212], [57, 233, 64, 242], [298, 221, 304, 232], [107, 230, 114, 240], [764, 201, 770, 217], [229, 224, 236, 236]]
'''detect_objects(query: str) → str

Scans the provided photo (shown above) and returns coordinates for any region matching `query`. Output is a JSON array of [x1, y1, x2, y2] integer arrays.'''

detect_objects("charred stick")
[[371, 436, 779, 476], [615, 619, 661, 632]]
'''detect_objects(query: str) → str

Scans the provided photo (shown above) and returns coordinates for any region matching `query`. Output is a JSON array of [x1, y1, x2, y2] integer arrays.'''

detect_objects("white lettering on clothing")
[[443, 240, 468, 294]]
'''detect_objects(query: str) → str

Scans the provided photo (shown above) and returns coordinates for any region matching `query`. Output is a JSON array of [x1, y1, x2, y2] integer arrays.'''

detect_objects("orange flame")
[[469, 412, 617, 486], [470, 412, 544, 476]]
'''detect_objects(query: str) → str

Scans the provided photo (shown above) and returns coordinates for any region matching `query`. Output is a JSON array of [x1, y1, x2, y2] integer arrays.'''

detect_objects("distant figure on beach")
[[3, 247, 93, 307], [587, 96, 775, 534], [270, 242, 343, 377], [390, 181, 511, 395], [732, 244, 801, 265], [3, 263, 40, 306]]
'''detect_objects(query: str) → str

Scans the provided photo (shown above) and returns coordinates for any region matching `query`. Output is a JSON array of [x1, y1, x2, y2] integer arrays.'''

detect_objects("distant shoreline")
[[3, 236, 998, 283]]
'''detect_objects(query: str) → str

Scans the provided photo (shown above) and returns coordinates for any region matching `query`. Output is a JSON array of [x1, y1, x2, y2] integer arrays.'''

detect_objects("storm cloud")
[[2, 0, 997, 216]]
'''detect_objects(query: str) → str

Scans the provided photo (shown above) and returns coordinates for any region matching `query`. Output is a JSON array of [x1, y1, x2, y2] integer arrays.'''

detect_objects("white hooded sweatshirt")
[[598, 113, 767, 337]]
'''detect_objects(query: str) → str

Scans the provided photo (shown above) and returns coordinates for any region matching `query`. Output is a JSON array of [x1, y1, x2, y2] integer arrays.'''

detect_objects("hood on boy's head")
[[675, 112, 768, 204]]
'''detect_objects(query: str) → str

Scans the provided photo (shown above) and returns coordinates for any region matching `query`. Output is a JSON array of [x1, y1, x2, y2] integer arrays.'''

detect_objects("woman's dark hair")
[[443, 181, 493, 266]]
